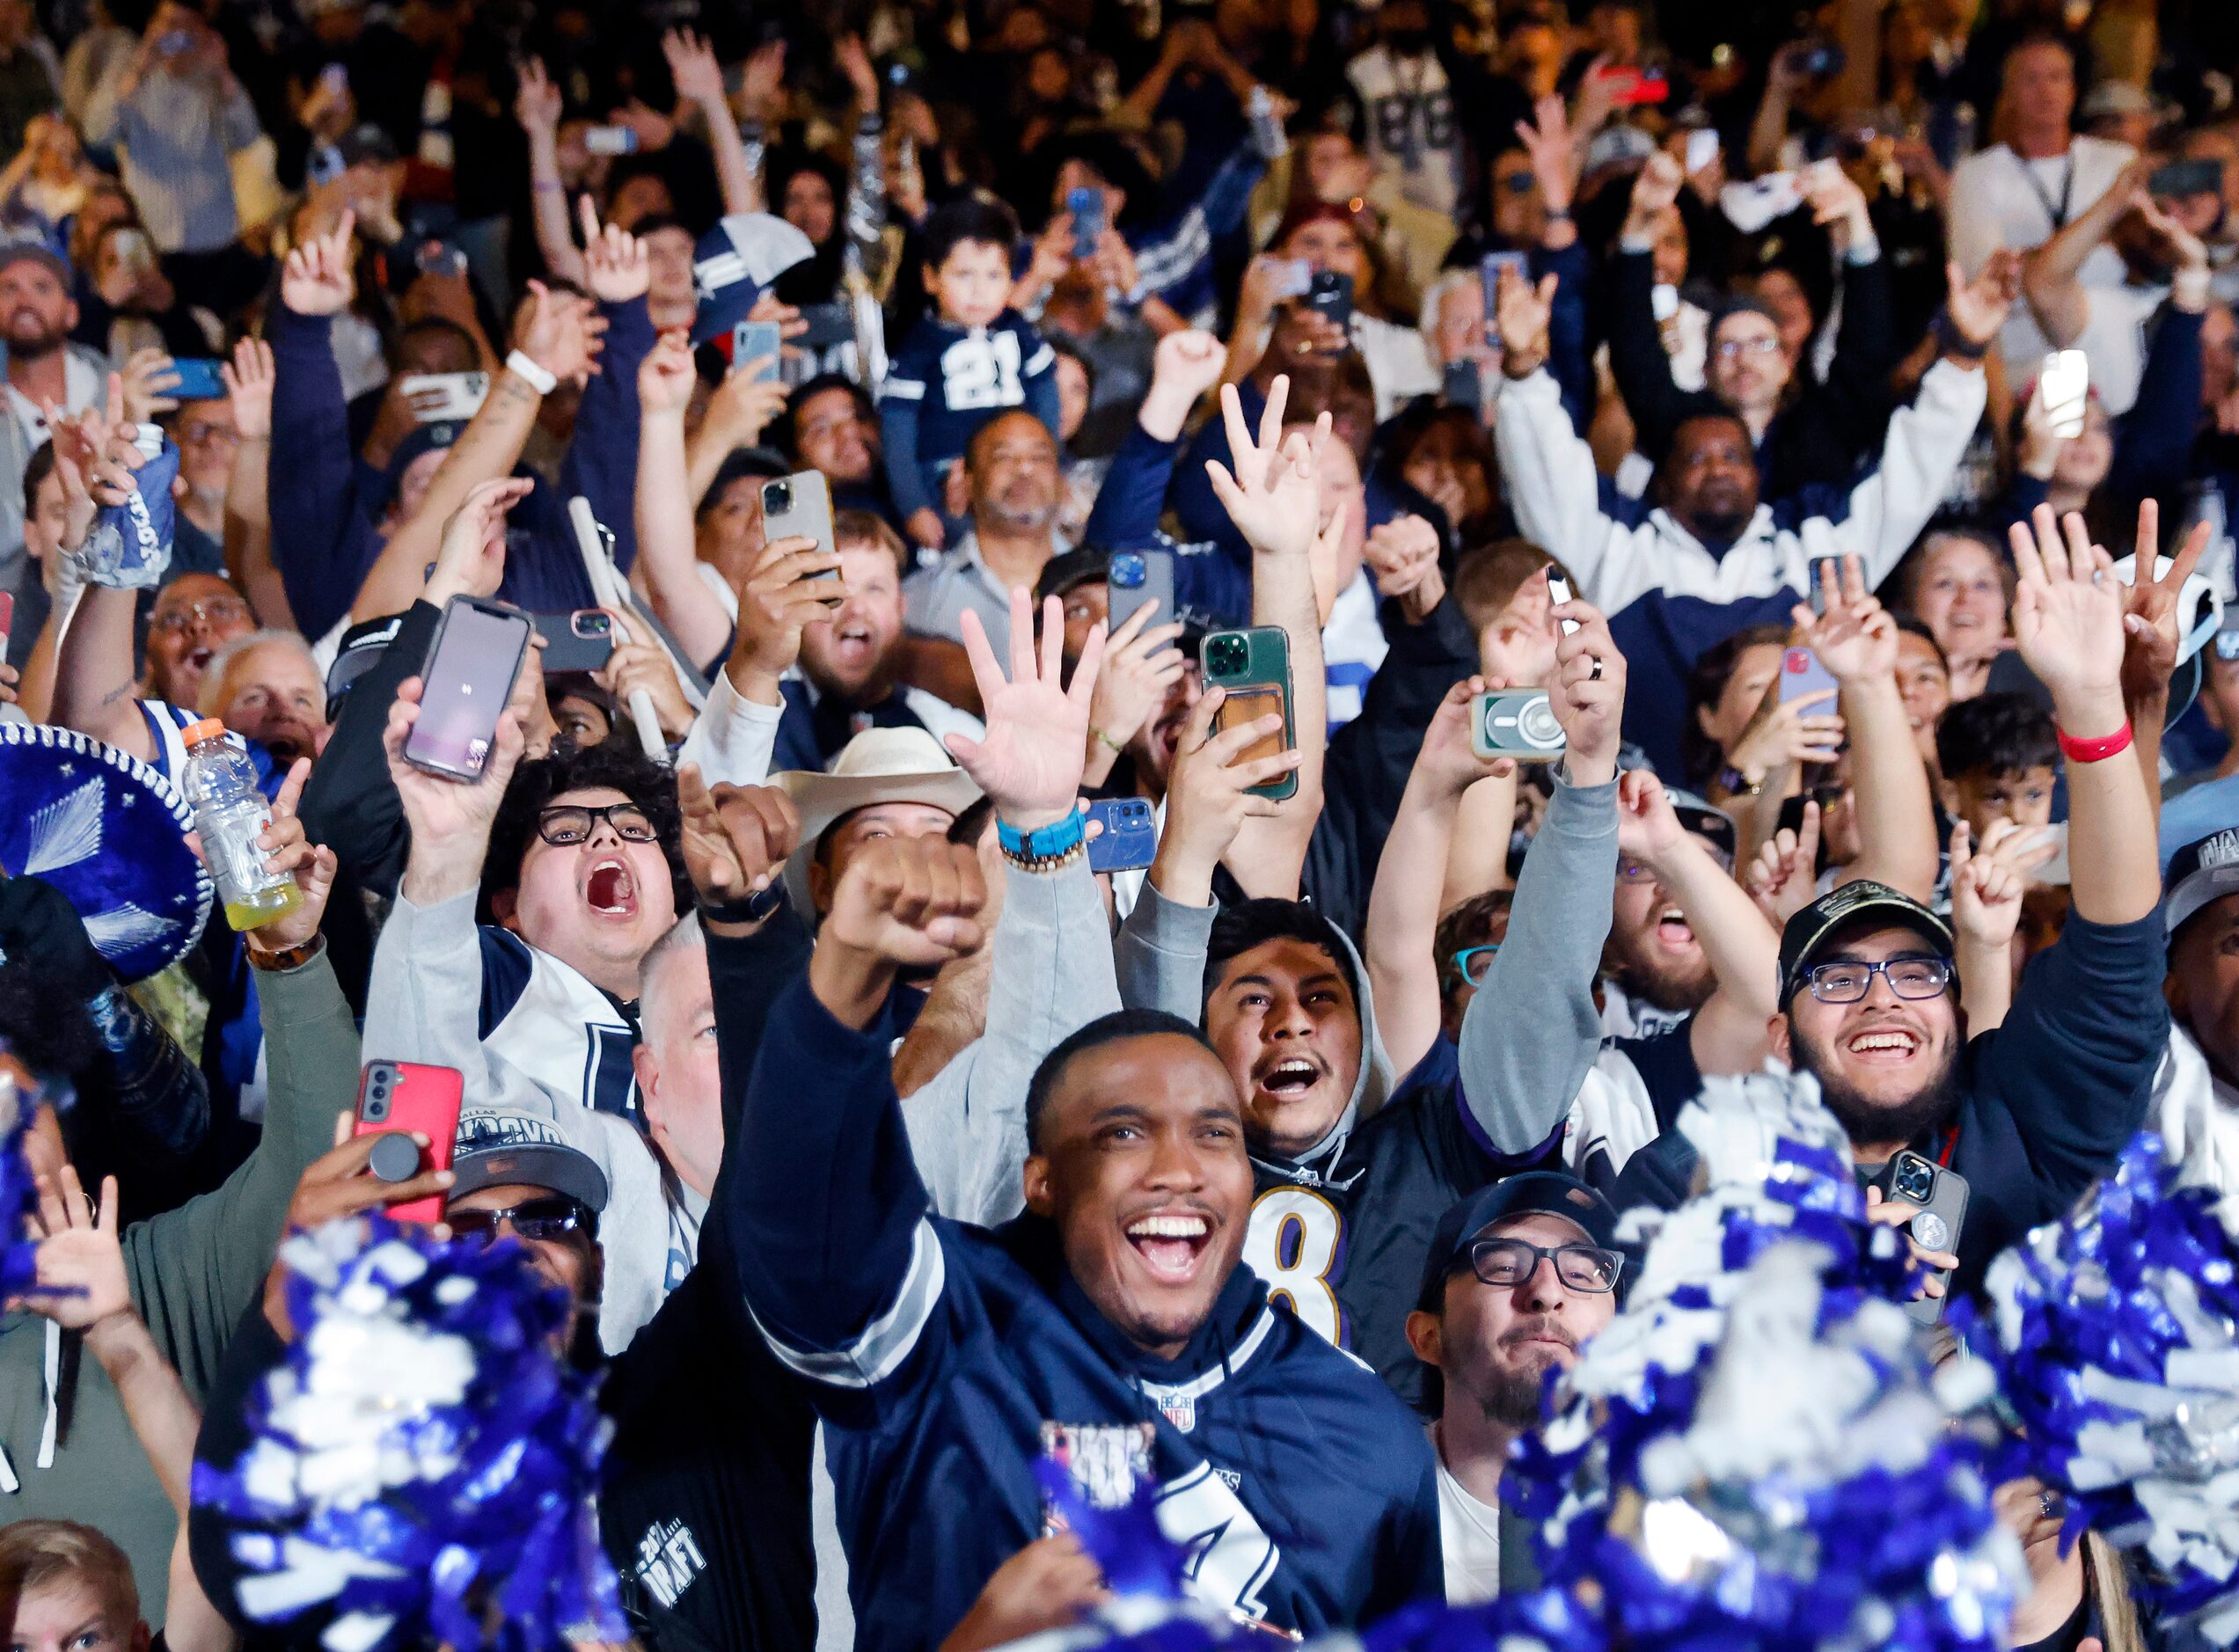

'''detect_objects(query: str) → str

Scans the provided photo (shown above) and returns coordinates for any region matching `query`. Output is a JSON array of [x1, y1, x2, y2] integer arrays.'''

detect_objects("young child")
[[881, 197, 1062, 553], [1935, 690, 2059, 837]]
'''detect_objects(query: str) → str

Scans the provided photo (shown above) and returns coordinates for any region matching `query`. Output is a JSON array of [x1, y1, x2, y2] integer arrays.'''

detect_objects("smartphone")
[[415, 241, 468, 279], [1085, 798, 1158, 873], [318, 62, 348, 96], [1106, 548, 1174, 647], [0, 589, 13, 659], [1306, 270, 1354, 331], [1441, 357, 1482, 410], [1471, 688, 1566, 762], [112, 228, 154, 278], [1265, 258, 1313, 300], [2038, 348, 2089, 439], [352, 1060, 463, 1225], [1685, 127, 1721, 173], [403, 596, 533, 780], [1067, 186, 1103, 263], [731, 319, 783, 382], [1794, 40, 1845, 77], [1869, 1151, 1970, 1325], [1547, 572, 1579, 637], [2149, 157, 2221, 199], [584, 125, 639, 156], [532, 608, 616, 675], [1808, 556, 1833, 617], [1200, 627, 1297, 801], [165, 358, 226, 401], [1778, 645, 1840, 709], [399, 370, 489, 421], [794, 302, 855, 349], [1479, 251, 1526, 347], [763, 471, 840, 603]]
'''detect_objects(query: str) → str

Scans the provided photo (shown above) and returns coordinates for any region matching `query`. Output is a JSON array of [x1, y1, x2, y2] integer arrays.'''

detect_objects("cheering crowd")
[[2, 0, 2239, 1643]]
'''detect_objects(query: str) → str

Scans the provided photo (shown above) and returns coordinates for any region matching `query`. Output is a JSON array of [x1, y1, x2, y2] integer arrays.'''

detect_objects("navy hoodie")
[[721, 946, 1443, 1652]]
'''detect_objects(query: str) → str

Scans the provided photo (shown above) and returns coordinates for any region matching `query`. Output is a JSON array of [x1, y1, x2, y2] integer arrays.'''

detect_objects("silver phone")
[[761, 471, 840, 605]]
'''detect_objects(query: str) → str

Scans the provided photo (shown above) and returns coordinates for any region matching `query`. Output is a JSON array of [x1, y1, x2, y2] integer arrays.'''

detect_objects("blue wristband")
[[997, 810, 1086, 859]]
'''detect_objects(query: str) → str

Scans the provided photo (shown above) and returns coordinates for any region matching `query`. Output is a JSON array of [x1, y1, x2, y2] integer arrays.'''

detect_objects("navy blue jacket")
[[722, 954, 1444, 1652]]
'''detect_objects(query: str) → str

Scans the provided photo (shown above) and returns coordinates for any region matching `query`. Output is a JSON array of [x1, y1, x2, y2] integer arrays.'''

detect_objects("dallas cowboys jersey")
[[479, 926, 642, 1122], [724, 962, 1443, 1652], [140, 699, 278, 798]]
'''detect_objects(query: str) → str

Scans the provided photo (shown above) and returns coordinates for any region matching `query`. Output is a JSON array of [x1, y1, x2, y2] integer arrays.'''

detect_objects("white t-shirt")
[[1352, 311, 1440, 421], [1345, 47, 1463, 219], [1947, 136, 2135, 367], [2067, 281, 2167, 417], [1430, 1426, 1504, 1604]]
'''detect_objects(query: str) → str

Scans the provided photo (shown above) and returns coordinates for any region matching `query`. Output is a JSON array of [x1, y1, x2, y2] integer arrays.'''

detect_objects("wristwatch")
[[245, 932, 325, 973], [702, 881, 786, 926]]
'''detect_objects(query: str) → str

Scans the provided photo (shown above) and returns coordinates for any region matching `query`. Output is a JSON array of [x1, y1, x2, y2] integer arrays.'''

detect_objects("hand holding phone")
[[732, 320, 783, 382], [1306, 270, 1354, 332], [2037, 349, 2089, 440], [353, 1060, 463, 1224], [1470, 689, 1567, 762], [1868, 1152, 1969, 1325], [403, 596, 533, 780], [1085, 798, 1158, 872], [1546, 572, 1580, 637], [1067, 186, 1104, 263], [165, 358, 227, 401], [1200, 628, 1298, 800]]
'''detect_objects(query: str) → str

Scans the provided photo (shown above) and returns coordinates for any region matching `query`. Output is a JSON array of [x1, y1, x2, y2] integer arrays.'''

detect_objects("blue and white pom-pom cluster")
[[1503, 1071, 2023, 1651], [0, 1058, 38, 1297], [190, 1212, 625, 1652], [1971, 1130, 2239, 1644]]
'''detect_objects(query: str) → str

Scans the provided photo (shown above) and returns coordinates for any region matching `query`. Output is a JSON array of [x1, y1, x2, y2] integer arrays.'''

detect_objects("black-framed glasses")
[[448, 1195, 595, 1247], [1468, 1236, 1622, 1293], [1450, 944, 1500, 983], [1800, 954, 1954, 1005], [536, 802, 658, 846]]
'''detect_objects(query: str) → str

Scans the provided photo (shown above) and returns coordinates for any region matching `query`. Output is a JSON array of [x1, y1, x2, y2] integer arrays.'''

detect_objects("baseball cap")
[[1777, 879, 1954, 1005], [1035, 546, 1109, 604], [450, 1107, 611, 1213], [322, 611, 403, 721], [1415, 1173, 1619, 1311], [2165, 826, 2239, 935], [1664, 785, 1738, 864], [689, 212, 816, 346], [0, 240, 70, 286], [382, 419, 464, 505]]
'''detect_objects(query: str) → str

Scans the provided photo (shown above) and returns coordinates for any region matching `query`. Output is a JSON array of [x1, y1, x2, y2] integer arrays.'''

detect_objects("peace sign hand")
[[2119, 497, 2212, 708]]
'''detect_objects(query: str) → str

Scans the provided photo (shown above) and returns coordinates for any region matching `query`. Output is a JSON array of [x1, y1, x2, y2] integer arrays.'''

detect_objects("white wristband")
[[505, 348, 557, 395], [2174, 267, 2213, 313]]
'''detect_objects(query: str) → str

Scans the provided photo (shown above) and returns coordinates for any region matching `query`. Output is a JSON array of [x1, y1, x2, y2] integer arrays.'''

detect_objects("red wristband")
[[2056, 722, 2133, 764]]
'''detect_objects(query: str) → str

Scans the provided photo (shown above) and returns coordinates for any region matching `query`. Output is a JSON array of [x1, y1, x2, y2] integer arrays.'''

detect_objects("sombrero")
[[0, 722, 211, 980]]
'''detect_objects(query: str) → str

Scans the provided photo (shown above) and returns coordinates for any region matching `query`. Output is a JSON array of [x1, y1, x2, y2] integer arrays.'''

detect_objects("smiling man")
[[723, 830, 1442, 1652]]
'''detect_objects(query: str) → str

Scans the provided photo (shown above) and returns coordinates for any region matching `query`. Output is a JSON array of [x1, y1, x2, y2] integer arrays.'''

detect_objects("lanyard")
[[2017, 150, 2076, 231]]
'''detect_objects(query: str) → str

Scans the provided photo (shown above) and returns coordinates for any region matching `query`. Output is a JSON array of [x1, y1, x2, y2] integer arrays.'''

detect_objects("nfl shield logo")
[[1157, 1393, 1196, 1433]]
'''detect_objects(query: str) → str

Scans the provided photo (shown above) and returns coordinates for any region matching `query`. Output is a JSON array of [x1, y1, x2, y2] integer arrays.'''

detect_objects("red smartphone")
[[1593, 64, 1669, 105], [0, 589, 14, 657], [352, 1060, 462, 1224]]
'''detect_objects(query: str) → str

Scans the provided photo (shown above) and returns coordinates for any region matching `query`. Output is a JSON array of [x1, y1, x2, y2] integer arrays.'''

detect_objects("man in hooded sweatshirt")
[[1115, 592, 1626, 1399]]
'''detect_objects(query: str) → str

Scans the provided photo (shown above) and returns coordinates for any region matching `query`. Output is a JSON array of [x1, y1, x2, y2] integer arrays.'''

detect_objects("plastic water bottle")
[[179, 718, 300, 932]]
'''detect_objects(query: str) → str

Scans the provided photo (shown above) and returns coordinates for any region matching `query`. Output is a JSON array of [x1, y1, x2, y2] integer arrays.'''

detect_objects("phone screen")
[[406, 602, 530, 778], [2039, 349, 2089, 437], [1214, 685, 1288, 765]]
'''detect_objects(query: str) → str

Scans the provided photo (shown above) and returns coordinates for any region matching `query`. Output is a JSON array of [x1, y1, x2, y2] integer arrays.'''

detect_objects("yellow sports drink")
[[177, 718, 300, 933]]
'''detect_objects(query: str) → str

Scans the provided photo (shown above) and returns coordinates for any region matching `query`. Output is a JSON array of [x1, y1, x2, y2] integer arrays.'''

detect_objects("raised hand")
[[2119, 498, 2212, 708], [1204, 377, 1326, 559], [221, 335, 275, 442], [1140, 327, 1226, 439], [1495, 264, 1556, 376], [284, 1120, 456, 1236], [1087, 599, 1185, 755], [595, 613, 696, 738], [1364, 514, 1443, 618], [740, 40, 787, 121], [823, 835, 989, 970], [676, 765, 801, 917], [947, 588, 1103, 828], [1548, 594, 1627, 786], [1513, 93, 1578, 214], [245, 758, 339, 954], [119, 347, 180, 423], [1724, 687, 1843, 788], [384, 673, 528, 892], [2008, 502, 2125, 722], [1624, 148, 1684, 236], [1745, 800, 1822, 930], [834, 33, 882, 108], [638, 328, 697, 420], [1950, 816, 2053, 955], [580, 195, 650, 305], [1414, 676, 1514, 800], [1945, 251, 2019, 353], [281, 208, 356, 318], [1614, 767, 1687, 867], [662, 27, 727, 107], [513, 279, 605, 385], [515, 56, 561, 136], [1152, 686, 1301, 904], [13, 1166, 127, 1328], [700, 360, 790, 447], [425, 476, 532, 606], [1793, 555, 1897, 684], [728, 533, 846, 699]]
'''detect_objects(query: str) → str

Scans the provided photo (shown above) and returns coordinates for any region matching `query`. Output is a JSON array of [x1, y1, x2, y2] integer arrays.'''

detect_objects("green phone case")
[[1199, 626, 1299, 801]]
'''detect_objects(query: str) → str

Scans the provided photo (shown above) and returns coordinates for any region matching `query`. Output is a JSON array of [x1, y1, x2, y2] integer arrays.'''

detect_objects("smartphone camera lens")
[[764, 480, 792, 514], [1210, 637, 1245, 675], [1110, 553, 1145, 589], [1895, 1159, 1935, 1204]]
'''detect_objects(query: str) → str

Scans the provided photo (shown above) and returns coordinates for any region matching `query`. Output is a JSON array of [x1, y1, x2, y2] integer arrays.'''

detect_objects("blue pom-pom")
[[190, 1213, 625, 1652], [0, 1061, 40, 1296], [1967, 1131, 2239, 1644]]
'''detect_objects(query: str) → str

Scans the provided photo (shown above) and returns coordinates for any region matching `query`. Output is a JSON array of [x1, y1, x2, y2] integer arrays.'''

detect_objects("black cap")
[[323, 611, 403, 721], [1415, 1173, 1619, 1311], [1662, 785, 1738, 864], [1777, 880, 1953, 1005], [331, 122, 400, 169], [2165, 826, 2239, 935], [1035, 546, 1109, 604]]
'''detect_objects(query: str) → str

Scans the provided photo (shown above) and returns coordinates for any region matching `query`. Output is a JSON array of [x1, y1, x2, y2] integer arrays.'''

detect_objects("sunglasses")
[[448, 1195, 595, 1246]]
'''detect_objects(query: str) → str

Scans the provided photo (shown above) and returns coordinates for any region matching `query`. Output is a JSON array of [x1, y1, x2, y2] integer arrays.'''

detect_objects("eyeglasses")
[[179, 420, 238, 446], [448, 1195, 595, 1246], [152, 596, 252, 633], [1798, 954, 1954, 1005], [535, 802, 659, 846], [1450, 943, 1500, 983], [1468, 1236, 1622, 1293], [1713, 335, 1783, 361]]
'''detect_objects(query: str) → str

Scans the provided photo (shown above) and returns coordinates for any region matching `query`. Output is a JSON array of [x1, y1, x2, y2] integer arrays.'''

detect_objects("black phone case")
[[1869, 1153, 1971, 1325]]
